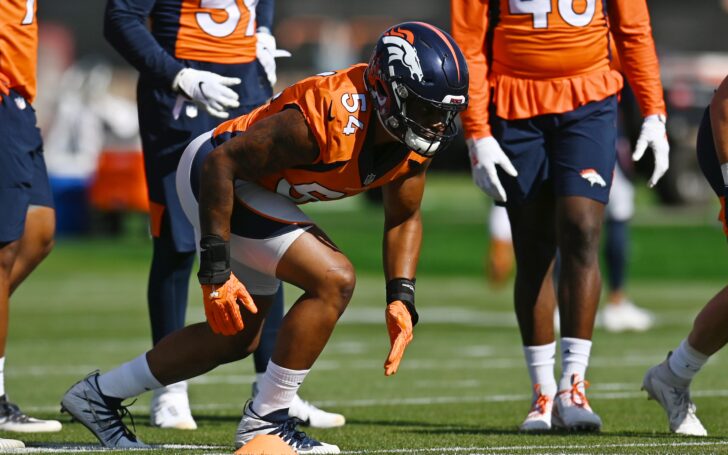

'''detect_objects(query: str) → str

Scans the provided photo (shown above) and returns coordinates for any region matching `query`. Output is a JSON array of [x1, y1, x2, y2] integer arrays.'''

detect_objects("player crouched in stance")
[[60, 22, 468, 452], [642, 75, 728, 437]]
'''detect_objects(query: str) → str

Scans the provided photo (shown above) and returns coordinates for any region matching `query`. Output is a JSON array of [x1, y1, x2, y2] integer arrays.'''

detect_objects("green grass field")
[[6, 174, 728, 454]]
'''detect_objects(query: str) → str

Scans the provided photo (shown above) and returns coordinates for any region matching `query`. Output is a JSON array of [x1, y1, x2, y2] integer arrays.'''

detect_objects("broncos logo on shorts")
[[580, 169, 607, 188]]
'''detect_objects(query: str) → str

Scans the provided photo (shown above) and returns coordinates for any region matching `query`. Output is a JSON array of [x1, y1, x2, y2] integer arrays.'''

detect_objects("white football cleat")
[[235, 402, 340, 453], [553, 374, 602, 432], [600, 300, 654, 333], [0, 437, 24, 449], [520, 385, 553, 432], [252, 382, 345, 429], [289, 394, 346, 429], [150, 381, 197, 430], [0, 395, 62, 433], [642, 357, 707, 436]]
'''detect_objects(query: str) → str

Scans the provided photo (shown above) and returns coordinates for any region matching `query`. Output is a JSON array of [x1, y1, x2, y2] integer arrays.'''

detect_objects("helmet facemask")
[[394, 82, 464, 156], [371, 79, 465, 157]]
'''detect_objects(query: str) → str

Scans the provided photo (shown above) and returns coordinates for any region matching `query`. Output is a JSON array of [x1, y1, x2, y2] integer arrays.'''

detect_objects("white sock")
[[161, 380, 188, 394], [0, 357, 5, 397], [523, 342, 557, 398], [255, 372, 266, 385], [489, 205, 512, 241], [251, 361, 308, 416], [668, 339, 709, 381], [97, 353, 163, 399], [251, 372, 266, 397], [559, 337, 592, 391]]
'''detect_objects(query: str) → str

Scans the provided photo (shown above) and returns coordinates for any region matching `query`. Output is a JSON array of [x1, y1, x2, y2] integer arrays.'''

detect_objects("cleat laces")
[[0, 400, 32, 423], [272, 418, 319, 449], [666, 386, 696, 421], [84, 388, 139, 443], [527, 384, 551, 415], [532, 393, 551, 415], [559, 375, 591, 408]]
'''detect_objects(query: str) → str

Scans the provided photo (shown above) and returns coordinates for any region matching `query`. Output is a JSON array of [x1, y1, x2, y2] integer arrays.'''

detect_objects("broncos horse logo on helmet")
[[381, 27, 424, 82], [365, 21, 469, 157]]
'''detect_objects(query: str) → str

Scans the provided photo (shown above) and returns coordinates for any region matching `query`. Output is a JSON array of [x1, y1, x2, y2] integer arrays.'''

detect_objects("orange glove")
[[201, 273, 258, 336], [384, 300, 414, 376]]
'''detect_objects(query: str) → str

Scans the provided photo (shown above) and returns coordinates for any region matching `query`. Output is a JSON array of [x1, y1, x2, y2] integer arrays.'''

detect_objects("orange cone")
[[234, 434, 296, 455]]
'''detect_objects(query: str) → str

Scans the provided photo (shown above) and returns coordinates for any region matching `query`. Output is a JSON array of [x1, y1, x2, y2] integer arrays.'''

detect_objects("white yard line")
[[9, 440, 728, 454], [8, 353, 672, 380], [22, 387, 728, 414], [313, 388, 728, 408], [5, 444, 224, 453], [340, 440, 728, 454]]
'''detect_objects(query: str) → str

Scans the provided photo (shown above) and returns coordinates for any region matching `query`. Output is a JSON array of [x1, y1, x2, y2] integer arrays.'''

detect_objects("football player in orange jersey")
[[0, 0, 62, 442], [61, 22, 468, 452], [103, 0, 343, 430], [642, 74, 728, 438], [452, 0, 669, 432]]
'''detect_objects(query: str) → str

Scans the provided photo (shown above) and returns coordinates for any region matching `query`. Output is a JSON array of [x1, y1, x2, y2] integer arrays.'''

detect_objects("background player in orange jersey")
[[0, 0, 63, 443], [452, 0, 669, 432], [104, 0, 343, 430], [60, 22, 468, 452], [642, 74, 728, 438]]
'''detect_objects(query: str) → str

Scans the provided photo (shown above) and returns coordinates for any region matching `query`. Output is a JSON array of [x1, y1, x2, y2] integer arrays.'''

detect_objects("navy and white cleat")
[[60, 372, 148, 448], [235, 402, 340, 454], [0, 395, 62, 433], [252, 382, 345, 429]]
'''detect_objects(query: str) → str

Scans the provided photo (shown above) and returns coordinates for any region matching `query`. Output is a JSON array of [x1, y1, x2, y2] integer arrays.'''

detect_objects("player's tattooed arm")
[[380, 162, 430, 376], [381, 161, 430, 280], [198, 108, 319, 239]]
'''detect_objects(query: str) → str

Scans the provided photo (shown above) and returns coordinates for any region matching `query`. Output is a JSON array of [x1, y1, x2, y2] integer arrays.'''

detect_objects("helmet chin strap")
[[405, 128, 440, 156], [376, 105, 442, 156]]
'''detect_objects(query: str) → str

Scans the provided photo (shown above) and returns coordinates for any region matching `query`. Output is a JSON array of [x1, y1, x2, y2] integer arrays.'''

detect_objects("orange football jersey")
[[213, 64, 428, 203], [0, 0, 38, 102], [174, 0, 256, 63], [451, 0, 666, 138]]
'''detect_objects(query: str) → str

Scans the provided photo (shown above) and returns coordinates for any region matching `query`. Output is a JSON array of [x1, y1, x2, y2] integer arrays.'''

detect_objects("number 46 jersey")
[[212, 64, 429, 204], [451, 0, 666, 137]]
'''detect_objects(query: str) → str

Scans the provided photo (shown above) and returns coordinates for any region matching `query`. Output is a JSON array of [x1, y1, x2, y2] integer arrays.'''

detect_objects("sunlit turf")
[[5, 174, 728, 454]]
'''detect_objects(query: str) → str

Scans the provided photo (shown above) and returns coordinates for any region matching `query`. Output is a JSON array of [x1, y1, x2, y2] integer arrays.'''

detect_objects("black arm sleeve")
[[103, 0, 185, 86]]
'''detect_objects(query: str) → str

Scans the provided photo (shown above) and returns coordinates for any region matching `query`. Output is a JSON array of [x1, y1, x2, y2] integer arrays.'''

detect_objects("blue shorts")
[[0, 91, 53, 243], [696, 107, 722, 196], [176, 131, 311, 295], [694, 106, 728, 236], [185, 133, 300, 240], [492, 95, 618, 207], [138, 59, 271, 252]]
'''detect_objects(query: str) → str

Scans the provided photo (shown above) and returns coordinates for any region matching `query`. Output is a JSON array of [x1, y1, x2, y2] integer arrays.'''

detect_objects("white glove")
[[172, 68, 241, 119], [633, 114, 670, 188], [256, 31, 291, 88], [467, 136, 518, 202]]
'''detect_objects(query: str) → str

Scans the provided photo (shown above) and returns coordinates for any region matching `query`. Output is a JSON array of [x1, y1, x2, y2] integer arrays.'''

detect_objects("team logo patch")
[[382, 28, 423, 82], [580, 169, 607, 187]]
